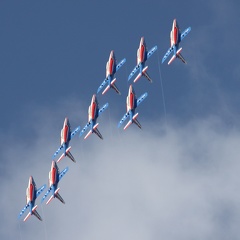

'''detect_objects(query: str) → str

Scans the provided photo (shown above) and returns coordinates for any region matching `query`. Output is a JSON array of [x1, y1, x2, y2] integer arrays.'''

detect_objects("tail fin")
[[111, 78, 121, 95], [168, 47, 183, 65], [46, 188, 65, 205], [133, 118, 142, 129], [84, 123, 103, 140], [24, 205, 42, 222], [32, 208, 42, 221], [66, 151, 76, 163], [133, 66, 149, 83], [93, 127, 103, 139], [133, 113, 141, 129], [123, 113, 140, 130], [56, 146, 72, 163], [142, 71, 152, 83], [177, 53, 187, 64], [55, 192, 65, 204]]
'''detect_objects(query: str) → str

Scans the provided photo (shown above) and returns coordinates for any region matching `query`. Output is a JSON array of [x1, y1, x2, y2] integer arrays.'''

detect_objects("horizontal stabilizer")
[[56, 146, 72, 163], [133, 113, 141, 129], [84, 123, 99, 140], [124, 113, 139, 130], [23, 212, 31, 222], [93, 123, 103, 139], [133, 66, 149, 83], [133, 73, 142, 83], [168, 55, 176, 65], [123, 120, 133, 130], [142, 66, 152, 82], [102, 85, 110, 95], [55, 188, 65, 204], [176, 47, 182, 55], [23, 205, 38, 222], [111, 78, 117, 85], [46, 194, 54, 205]]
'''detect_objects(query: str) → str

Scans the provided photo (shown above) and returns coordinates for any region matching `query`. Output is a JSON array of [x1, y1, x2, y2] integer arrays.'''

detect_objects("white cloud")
[[2, 106, 240, 240]]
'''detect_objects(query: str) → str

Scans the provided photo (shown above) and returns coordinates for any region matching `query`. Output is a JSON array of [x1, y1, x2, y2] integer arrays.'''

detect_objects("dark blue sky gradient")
[[1, 0, 239, 138], [1, 1, 240, 239]]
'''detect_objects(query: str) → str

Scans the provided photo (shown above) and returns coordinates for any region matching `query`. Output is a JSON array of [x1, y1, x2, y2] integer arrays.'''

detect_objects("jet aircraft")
[[162, 19, 191, 65], [128, 37, 157, 83], [97, 50, 126, 95], [18, 176, 46, 222], [80, 94, 108, 140], [53, 118, 80, 163], [41, 161, 68, 205], [118, 85, 148, 130]]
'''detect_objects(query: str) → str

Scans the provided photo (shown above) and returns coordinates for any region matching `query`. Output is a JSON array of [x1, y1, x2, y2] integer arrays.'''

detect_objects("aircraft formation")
[[18, 19, 191, 222]]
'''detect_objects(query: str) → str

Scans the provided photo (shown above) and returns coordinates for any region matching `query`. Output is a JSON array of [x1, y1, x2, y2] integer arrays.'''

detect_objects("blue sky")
[[1, 1, 240, 239]]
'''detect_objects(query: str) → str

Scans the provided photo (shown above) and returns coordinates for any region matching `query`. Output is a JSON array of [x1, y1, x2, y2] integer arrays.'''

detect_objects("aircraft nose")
[[29, 176, 33, 183], [64, 117, 68, 125], [129, 84, 133, 93], [51, 160, 56, 169], [173, 19, 177, 27]]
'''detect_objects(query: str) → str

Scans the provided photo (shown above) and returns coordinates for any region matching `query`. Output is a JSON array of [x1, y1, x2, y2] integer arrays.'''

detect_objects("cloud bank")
[[1, 105, 240, 240]]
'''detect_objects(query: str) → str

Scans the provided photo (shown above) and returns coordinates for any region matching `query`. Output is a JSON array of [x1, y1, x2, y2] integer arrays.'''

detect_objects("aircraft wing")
[[80, 122, 91, 137], [116, 58, 126, 72], [70, 126, 81, 139], [59, 167, 69, 181], [18, 203, 30, 219], [162, 46, 174, 63], [118, 112, 129, 128], [98, 103, 109, 116], [147, 46, 158, 59], [53, 144, 64, 159], [36, 184, 47, 198], [128, 64, 140, 81], [136, 92, 148, 107], [97, 79, 108, 94], [41, 186, 53, 203], [180, 27, 191, 42]]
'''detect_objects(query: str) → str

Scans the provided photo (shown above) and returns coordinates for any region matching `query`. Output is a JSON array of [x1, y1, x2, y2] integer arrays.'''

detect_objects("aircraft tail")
[[84, 123, 103, 140], [32, 208, 42, 221], [66, 151, 76, 163], [24, 205, 42, 222], [168, 47, 183, 65], [93, 126, 103, 140], [57, 146, 72, 163], [55, 189, 65, 204], [177, 52, 187, 64], [142, 71, 152, 83], [133, 117, 142, 129], [46, 187, 65, 205], [102, 78, 120, 95], [133, 66, 149, 83], [111, 78, 121, 95], [123, 113, 140, 130], [102, 85, 110, 95]]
